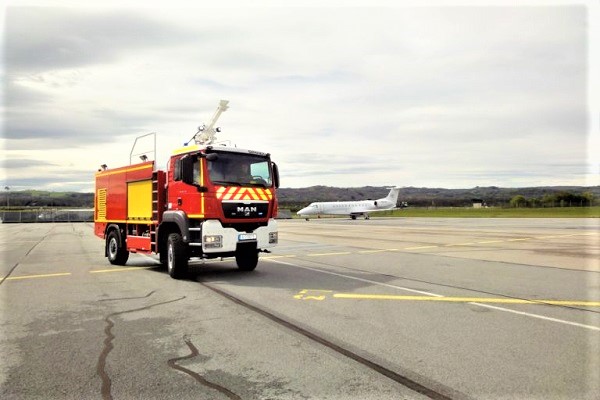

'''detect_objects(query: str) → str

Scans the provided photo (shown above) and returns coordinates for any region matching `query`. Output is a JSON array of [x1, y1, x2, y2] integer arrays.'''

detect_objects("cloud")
[[5, 8, 194, 72], [2, 159, 59, 169], [3, 168, 95, 191], [2, 5, 596, 191]]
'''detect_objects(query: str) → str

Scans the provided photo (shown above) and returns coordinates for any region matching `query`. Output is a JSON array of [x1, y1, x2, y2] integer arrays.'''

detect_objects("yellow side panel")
[[127, 180, 152, 220]]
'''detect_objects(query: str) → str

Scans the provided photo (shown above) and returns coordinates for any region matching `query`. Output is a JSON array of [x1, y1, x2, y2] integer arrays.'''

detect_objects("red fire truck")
[[94, 101, 279, 279]]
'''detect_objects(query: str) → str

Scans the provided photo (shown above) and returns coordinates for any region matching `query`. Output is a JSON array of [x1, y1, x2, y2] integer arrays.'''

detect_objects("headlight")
[[268, 232, 278, 244], [204, 235, 223, 248]]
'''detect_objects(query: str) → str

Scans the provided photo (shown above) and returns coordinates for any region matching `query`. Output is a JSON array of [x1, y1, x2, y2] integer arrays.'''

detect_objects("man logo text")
[[237, 207, 257, 213]]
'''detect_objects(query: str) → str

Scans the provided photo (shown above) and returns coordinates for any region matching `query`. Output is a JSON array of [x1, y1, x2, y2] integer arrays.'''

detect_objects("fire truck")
[[94, 101, 279, 279]]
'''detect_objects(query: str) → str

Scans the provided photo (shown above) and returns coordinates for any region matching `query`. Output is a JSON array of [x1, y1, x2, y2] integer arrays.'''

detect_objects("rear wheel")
[[167, 233, 188, 279], [107, 230, 129, 265], [236, 244, 258, 271]]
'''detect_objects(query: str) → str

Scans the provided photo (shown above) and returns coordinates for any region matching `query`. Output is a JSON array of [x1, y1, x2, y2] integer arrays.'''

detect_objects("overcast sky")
[[2, 1, 599, 192]]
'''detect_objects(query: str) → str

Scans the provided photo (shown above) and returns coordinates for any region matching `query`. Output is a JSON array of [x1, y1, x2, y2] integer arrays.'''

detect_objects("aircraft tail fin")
[[385, 187, 400, 204]]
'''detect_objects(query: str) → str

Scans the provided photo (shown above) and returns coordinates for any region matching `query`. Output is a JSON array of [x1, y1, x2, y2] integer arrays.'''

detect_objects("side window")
[[173, 157, 181, 181], [172, 155, 194, 184], [193, 158, 201, 185]]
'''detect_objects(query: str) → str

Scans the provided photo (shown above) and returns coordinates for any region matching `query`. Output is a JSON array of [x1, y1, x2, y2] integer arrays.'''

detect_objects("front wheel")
[[236, 244, 258, 271], [107, 230, 129, 265], [167, 233, 188, 279]]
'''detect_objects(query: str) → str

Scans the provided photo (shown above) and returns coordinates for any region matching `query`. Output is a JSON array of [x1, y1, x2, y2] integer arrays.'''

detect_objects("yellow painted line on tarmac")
[[307, 252, 352, 257], [404, 245, 439, 250], [292, 289, 600, 307], [562, 233, 598, 238], [534, 233, 596, 240], [4, 268, 157, 281], [263, 254, 297, 259], [4, 272, 72, 281], [89, 267, 157, 274], [331, 293, 600, 307], [357, 249, 390, 254], [294, 289, 334, 300], [268, 231, 598, 259]]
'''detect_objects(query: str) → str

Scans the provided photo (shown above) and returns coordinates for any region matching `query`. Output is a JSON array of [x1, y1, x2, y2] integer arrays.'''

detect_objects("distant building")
[[471, 198, 486, 208], [277, 209, 293, 219]]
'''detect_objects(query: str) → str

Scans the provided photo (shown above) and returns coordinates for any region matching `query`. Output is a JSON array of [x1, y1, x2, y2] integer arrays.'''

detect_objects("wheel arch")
[[160, 211, 190, 242], [157, 211, 191, 259], [157, 222, 179, 256], [104, 223, 125, 257]]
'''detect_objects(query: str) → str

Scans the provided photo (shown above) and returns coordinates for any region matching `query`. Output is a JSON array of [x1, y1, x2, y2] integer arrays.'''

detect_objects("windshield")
[[207, 152, 272, 188]]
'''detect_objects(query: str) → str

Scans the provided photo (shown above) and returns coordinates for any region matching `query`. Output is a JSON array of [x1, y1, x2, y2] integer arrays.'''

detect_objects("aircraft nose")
[[296, 206, 313, 215], [297, 207, 309, 215]]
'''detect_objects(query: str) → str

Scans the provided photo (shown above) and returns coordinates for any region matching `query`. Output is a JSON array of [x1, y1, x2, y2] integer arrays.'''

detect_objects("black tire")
[[107, 230, 129, 265], [159, 251, 167, 267], [235, 246, 258, 271], [158, 239, 168, 268], [167, 233, 188, 279]]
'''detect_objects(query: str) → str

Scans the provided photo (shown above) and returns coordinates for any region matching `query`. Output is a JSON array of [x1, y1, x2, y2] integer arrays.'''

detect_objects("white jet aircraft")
[[297, 187, 400, 220]]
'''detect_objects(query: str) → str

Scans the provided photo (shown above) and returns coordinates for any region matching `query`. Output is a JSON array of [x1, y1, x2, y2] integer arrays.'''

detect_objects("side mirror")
[[272, 162, 280, 189]]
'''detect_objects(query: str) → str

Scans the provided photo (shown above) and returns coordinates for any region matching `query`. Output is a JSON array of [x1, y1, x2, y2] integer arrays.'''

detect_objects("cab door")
[[167, 154, 204, 217]]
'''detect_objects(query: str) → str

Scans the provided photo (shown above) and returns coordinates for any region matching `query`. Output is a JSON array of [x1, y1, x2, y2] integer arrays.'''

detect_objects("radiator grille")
[[97, 188, 107, 220]]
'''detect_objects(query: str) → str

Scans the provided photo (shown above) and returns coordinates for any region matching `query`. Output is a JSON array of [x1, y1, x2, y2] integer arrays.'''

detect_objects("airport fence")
[[0, 209, 94, 223], [1, 208, 293, 223]]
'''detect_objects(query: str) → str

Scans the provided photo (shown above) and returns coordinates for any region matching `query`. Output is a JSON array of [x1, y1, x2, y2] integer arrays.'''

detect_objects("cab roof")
[[172, 144, 269, 157]]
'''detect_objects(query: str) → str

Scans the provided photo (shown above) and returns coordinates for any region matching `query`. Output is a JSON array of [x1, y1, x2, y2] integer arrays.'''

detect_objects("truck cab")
[[159, 144, 279, 277]]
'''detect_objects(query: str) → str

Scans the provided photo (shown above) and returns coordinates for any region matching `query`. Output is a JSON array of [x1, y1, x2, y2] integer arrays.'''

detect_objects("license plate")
[[238, 233, 257, 241]]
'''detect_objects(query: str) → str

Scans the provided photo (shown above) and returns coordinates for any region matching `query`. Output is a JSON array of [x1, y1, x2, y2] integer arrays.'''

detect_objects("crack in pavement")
[[0, 226, 57, 285], [167, 337, 242, 400], [96, 294, 186, 400], [97, 290, 157, 302]]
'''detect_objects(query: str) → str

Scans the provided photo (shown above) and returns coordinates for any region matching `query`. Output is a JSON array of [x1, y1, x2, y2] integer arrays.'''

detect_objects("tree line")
[[509, 191, 596, 208], [278, 186, 600, 210], [1, 190, 93, 208], [1, 186, 598, 210]]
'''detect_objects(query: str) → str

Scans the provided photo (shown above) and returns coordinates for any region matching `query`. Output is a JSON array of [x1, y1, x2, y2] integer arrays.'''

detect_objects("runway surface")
[[1, 218, 599, 399]]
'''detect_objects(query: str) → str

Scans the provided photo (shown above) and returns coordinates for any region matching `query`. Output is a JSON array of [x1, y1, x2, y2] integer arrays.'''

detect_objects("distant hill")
[[2, 190, 94, 208], [277, 185, 600, 209], [2, 186, 598, 209]]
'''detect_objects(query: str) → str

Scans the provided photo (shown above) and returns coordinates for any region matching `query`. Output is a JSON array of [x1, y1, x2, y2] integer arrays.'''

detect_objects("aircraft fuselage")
[[297, 188, 400, 219]]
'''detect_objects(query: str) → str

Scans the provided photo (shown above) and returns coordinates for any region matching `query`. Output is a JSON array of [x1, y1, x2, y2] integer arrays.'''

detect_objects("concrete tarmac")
[[1, 218, 599, 400]]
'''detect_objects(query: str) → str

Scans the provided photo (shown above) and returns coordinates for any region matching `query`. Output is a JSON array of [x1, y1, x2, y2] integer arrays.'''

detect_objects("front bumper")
[[201, 219, 278, 253]]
